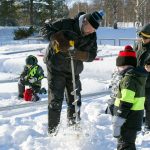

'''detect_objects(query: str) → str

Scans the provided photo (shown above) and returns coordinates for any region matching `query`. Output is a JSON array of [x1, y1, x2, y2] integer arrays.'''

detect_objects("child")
[[18, 55, 45, 101], [106, 45, 134, 116], [105, 67, 123, 116], [112, 45, 148, 150]]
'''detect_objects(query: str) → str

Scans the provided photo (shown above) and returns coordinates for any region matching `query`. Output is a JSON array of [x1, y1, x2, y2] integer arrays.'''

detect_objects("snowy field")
[[0, 27, 150, 150]]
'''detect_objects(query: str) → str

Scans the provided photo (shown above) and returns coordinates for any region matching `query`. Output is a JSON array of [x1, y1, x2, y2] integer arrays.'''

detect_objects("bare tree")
[[134, 0, 149, 31], [69, 2, 89, 18]]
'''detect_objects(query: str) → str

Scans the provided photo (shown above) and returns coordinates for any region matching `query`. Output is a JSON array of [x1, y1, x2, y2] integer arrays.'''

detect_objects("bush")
[[14, 26, 35, 40]]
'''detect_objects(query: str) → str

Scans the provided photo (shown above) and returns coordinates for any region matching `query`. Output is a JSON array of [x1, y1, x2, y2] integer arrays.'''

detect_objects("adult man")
[[134, 23, 150, 131], [41, 11, 104, 134]]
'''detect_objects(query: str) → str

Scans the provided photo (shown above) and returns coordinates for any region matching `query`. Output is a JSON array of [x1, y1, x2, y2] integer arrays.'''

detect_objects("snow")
[[0, 26, 149, 150]]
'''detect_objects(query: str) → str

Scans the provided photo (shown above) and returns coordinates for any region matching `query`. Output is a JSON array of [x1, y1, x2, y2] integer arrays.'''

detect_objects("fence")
[[0, 37, 47, 46], [97, 38, 138, 46], [118, 38, 138, 46], [0, 37, 138, 46]]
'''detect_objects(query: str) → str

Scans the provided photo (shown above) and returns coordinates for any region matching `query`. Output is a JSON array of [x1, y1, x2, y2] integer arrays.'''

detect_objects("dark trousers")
[[47, 69, 81, 133], [117, 127, 137, 150], [145, 90, 150, 127], [18, 79, 41, 97]]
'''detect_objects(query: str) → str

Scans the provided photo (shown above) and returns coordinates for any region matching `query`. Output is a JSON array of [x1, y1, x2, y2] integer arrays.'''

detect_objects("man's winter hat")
[[26, 55, 38, 66], [116, 45, 137, 67], [85, 11, 104, 29], [139, 23, 150, 38]]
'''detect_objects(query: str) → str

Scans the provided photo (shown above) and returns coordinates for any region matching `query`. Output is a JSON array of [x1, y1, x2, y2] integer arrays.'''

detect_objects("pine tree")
[[0, 0, 18, 26], [39, 0, 69, 23]]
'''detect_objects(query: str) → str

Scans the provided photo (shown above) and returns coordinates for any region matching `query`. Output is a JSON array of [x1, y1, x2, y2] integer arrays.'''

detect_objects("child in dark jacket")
[[112, 45, 148, 150], [18, 55, 45, 101], [106, 46, 134, 116]]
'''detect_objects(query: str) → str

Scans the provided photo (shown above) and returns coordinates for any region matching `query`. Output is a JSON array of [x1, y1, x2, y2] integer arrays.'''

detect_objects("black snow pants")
[[145, 88, 150, 128], [47, 68, 81, 133], [117, 127, 137, 150]]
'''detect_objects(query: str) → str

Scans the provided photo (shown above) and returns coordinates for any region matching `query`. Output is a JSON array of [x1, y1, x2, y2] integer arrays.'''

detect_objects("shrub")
[[14, 26, 35, 40]]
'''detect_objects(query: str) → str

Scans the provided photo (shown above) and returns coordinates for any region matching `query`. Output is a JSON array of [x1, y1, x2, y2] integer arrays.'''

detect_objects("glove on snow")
[[112, 116, 126, 138]]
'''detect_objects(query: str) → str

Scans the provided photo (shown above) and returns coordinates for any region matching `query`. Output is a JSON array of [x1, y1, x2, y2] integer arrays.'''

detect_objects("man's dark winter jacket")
[[114, 67, 148, 131], [42, 18, 97, 75], [135, 42, 150, 89]]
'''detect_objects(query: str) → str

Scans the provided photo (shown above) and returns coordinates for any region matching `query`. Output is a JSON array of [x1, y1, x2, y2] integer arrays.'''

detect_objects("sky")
[[0, 26, 149, 150], [65, 0, 93, 8]]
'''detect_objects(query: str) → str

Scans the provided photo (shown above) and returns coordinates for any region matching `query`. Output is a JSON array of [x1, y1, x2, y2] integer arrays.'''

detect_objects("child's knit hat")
[[116, 45, 137, 67]]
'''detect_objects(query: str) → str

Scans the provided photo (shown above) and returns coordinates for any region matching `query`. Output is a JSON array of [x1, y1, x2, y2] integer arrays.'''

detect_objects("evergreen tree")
[[17, 0, 69, 26], [38, 0, 69, 23], [0, 0, 18, 26]]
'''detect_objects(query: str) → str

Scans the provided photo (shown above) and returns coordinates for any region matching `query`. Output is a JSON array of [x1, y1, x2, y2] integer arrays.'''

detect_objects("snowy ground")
[[0, 27, 150, 150]]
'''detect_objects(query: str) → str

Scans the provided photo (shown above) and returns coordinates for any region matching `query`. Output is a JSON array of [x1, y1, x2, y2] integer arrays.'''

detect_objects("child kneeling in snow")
[[112, 45, 148, 150], [18, 55, 45, 101]]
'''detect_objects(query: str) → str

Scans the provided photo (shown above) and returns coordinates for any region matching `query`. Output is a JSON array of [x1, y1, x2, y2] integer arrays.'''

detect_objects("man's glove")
[[71, 51, 89, 61], [51, 30, 78, 53], [28, 77, 37, 83], [51, 31, 72, 53], [112, 116, 126, 138]]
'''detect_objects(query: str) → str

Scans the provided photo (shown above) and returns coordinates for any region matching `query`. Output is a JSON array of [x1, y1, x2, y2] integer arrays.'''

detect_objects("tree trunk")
[[29, 0, 33, 25]]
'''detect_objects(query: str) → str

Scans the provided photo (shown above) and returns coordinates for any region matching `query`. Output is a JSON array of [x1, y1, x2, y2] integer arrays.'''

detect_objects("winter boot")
[[68, 117, 76, 126], [144, 125, 150, 132], [48, 127, 59, 137], [67, 105, 81, 126], [18, 95, 24, 100], [32, 94, 40, 102]]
